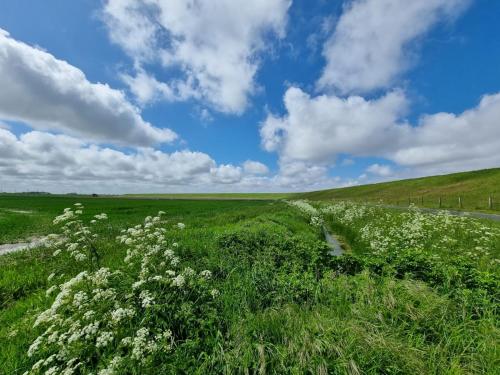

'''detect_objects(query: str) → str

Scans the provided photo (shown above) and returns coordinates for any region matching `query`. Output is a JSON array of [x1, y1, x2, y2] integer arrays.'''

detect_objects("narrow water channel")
[[322, 226, 343, 256], [0, 238, 45, 256]]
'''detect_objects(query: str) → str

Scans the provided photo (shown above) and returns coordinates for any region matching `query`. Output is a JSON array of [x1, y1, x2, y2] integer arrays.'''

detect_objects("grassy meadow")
[[123, 193, 295, 200], [300, 167, 500, 212], [0, 195, 499, 374]]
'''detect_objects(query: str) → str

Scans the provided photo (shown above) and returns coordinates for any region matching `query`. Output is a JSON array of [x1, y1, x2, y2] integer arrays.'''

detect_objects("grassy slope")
[[300, 167, 500, 211]]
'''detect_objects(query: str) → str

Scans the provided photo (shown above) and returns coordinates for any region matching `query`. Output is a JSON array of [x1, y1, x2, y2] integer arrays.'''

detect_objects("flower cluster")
[[319, 201, 500, 267], [287, 200, 324, 227], [25, 209, 218, 375], [48, 203, 108, 266]]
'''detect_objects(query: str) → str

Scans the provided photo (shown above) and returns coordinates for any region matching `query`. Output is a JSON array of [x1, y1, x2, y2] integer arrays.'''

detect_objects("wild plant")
[[25, 208, 218, 375]]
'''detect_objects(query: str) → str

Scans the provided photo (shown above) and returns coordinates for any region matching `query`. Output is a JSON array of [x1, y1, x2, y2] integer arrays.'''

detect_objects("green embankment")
[[300, 167, 500, 211]]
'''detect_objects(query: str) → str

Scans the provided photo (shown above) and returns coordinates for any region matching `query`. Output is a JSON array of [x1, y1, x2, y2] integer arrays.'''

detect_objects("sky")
[[0, 0, 499, 193]]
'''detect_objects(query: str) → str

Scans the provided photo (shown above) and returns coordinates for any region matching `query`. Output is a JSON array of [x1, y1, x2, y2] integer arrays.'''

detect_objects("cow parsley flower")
[[139, 290, 154, 308], [172, 275, 185, 288], [111, 307, 135, 323], [200, 270, 212, 279], [96, 331, 114, 348]]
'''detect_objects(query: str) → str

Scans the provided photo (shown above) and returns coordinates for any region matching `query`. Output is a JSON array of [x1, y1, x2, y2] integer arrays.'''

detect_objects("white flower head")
[[172, 275, 185, 288]]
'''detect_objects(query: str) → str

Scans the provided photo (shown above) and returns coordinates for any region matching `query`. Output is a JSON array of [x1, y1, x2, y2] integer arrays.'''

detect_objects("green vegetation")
[[123, 192, 295, 200], [300, 167, 500, 211], [0, 195, 273, 244], [0, 195, 499, 374]]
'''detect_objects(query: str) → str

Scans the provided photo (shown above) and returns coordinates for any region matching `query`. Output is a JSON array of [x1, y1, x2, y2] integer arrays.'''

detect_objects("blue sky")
[[0, 0, 499, 193]]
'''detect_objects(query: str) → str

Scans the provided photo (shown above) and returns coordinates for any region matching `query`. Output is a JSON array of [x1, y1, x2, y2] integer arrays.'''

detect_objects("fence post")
[[439, 197, 442, 208], [408, 197, 411, 206], [421, 196, 424, 206], [489, 195, 493, 210], [458, 196, 462, 209]]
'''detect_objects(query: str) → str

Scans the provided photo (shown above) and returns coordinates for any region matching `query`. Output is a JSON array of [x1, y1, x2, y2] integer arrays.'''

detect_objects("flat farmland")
[[0, 195, 499, 374]]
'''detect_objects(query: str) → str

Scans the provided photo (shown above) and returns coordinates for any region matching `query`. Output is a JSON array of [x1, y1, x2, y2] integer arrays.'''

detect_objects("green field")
[[1, 195, 499, 374], [123, 192, 295, 200], [300, 167, 500, 211]]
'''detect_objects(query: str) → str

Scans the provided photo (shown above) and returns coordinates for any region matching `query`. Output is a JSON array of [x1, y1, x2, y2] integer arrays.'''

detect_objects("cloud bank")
[[0, 127, 285, 193], [0, 29, 176, 146], [261, 87, 500, 176]]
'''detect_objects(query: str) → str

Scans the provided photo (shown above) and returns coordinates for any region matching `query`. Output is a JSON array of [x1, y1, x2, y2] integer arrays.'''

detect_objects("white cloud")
[[0, 128, 212, 188], [391, 93, 500, 173], [198, 109, 214, 124], [272, 159, 331, 189], [120, 69, 177, 106], [261, 87, 500, 176], [261, 87, 500, 177], [1, 128, 320, 193], [0, 29, 176, 147], [210, 164, 243, 184], [243, 160, 269, 175], [318, 0, 470, 94], [366, 163, 393, 177], [0, 126, 357, 193], [260, 86, 408, 162], [102, 0, 291, 114]]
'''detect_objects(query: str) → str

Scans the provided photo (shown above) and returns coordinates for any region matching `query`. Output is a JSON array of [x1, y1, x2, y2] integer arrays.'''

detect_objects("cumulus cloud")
[[0, 128, 212, 188], [1, 128, 318, 193], [272, 159, 332, 189], [366, 163, 394, 177], [243, 160, 269, 175], [0, 126, 353, 193], [391, 93, 500, 173], [261, 87, 500, 176], [0, 29, 175, 147], [318, 0, 470, 94], [120, 69, 177, 106], [102, 0, 291, 114], [209, 164, 243, 184], [260, 86, 408, 162]]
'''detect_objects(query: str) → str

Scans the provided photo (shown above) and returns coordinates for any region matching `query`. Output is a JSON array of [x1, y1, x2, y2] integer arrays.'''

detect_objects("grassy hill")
[[300, 168, 500, 211]]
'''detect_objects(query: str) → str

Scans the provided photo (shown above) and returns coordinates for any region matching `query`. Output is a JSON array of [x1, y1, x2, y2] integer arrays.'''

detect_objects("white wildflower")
[[74, 252, 87, 262], [96, 331, 113, 348], [172, 275, 185, 288], [111, 307, 135, 323], [28, 336, 44, 357], [139, 290, 154, 308], [45, 366, 59, 375], [46, 285, 58, 296], [200, 270, 212, 279]]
